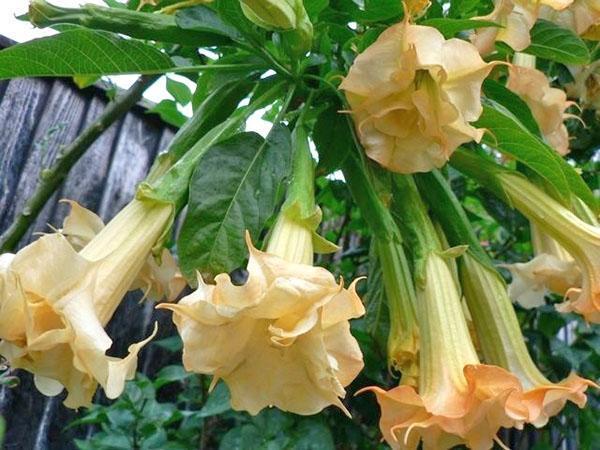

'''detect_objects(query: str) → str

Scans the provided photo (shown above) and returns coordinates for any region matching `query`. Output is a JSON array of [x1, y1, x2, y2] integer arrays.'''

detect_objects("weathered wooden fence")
[[0, 35, 181, 450]]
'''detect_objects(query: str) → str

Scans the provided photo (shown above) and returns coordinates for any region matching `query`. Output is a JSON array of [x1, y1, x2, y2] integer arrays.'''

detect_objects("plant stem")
[[29, 0, 230, 46], [0, 75, 158, 252]]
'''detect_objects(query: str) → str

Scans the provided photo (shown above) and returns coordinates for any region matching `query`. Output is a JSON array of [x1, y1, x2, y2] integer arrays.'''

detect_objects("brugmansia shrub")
[[0, 0, 598, 448]]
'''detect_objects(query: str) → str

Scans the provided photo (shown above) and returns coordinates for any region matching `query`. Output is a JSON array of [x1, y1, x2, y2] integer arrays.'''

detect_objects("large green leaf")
[[525, 20, 590, 64], [313, 105, 353, 175], [178, 127, 292, 278], [0, 28, 174, 79], [482, 79, 541, 137], [420, 18, 499, 38], [476, 103, 597, 210], [175, 5, 241, 40]]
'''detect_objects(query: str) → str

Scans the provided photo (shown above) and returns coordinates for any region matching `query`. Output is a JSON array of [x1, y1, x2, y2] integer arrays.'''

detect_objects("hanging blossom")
[[0, 199, 182, 408], [507, 64, 576, 155], [471, 0, 573, 55], [340, 18, 496, 173], [540, 0, 600, 38], [566, 61, 600, 111], [497, 173, 600, 323], [460, 252, 596, 428], [362, 253, 529, 450], [503, 223, 581, 308], [159, 130, 365, 415]]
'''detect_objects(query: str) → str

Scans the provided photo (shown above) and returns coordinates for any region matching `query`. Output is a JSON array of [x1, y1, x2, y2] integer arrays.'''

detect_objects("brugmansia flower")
[[362, 253, 528, 450], [503, 224, 581, 308], [159, 228, 364, 415], [566, 61, 600, 111], [507, 63, 574, 155], [340, 19, 495, 173], [540, 0, 600, 38], [159, 126, 364, 415], [460, 252, 596, 427], [497, 173, 600, 322], [0, 199, 177, 408], [471, 0, 573, 55]]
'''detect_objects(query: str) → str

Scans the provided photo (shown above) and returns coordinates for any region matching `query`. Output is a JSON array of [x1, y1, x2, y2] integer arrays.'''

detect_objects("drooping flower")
[[540, 0, 600, 38], [503, 224, 581, 308], [0, 199, 178, 408], [471, 0, 573, 55], [497, 172, 600, 323], [340, 19, 496, 173], [506, 64, 575, 155], [159, 124, 365, 415], [159, 228, 364, 415], [362, 253, 528, 450], [460, 252, 596, 427], [566, 61, 600, 111]]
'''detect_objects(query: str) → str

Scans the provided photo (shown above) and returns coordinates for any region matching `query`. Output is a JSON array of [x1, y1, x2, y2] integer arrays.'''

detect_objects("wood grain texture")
[[0, 69, 178, 449]]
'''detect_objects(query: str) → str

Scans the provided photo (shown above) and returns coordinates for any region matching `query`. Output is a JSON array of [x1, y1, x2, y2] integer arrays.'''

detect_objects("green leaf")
[[154, 365, 192, 389], [419, 18, 499, 39], [525, 20, 590, 64], [0, 28, 174, 80], [359, 0, 403, 22], [477, 99, 597, 212], [305, 0, 329, 21], [175, 5, 241, 40], [482, 79, 541, 137], [313, 105, 353, 175], [166, 77, 192, 106], [215, 0, 263, 43], [291, 419, 335, 450], [147, 99, 188, 128], [178, 127, 293, 278], [476, 104, 570, 205], [198, 382, 231, 417]]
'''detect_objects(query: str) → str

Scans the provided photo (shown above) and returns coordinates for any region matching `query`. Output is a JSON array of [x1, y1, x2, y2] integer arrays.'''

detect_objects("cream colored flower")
[[503, 224, 581, 308], [341, 19, 496, 173], [362, 254, 528, 450], [0, 199, 177, 408], [460, 252, 596, 428], [471, 0, 573, 55], [540, 0, 600, 37], [507, 65, 574, 155], [566, 61, 600, 111], [159, 231, 364, 415], [498, 173, 600, 323]]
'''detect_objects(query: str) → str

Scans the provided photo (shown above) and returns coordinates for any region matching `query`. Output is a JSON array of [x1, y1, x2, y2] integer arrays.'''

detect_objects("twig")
[[0, 75, 158, 252]]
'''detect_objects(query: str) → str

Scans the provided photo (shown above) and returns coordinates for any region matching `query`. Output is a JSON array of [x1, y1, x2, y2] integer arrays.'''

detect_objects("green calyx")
[[272, 122, 338, 256]]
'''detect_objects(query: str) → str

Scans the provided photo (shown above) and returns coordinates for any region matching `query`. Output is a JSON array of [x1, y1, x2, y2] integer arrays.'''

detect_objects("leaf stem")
[[0, 75, 158, 252]]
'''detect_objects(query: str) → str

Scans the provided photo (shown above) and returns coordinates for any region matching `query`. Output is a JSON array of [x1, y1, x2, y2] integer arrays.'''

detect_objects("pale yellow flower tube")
[[0, 199, 175, 408]]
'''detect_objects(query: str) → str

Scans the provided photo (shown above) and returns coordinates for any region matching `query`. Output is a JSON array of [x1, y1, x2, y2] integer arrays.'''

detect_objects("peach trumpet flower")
[[158, 210, 365, 415], [0, 199, 180, 408], [341, 18, 496, 173]]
